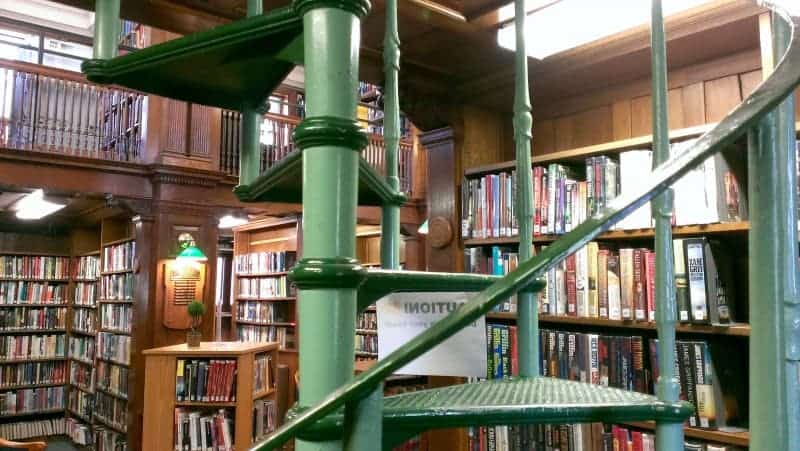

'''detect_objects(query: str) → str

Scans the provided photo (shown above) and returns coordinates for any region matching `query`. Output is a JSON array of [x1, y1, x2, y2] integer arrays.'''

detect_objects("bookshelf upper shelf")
[[464, 221, 750, 246], [464, 121, 800, 177]]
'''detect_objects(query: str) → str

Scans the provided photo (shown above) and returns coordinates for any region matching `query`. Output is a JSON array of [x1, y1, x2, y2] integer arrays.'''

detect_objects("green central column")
[[650, 1, 683, 449], [93, 0, 120, 59], [512, 0, 537, 377], [291, 0, 370, 450]]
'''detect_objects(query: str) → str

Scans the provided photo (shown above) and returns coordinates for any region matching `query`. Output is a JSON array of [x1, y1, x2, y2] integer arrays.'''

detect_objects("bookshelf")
[[456, 121, 791, 449], [142, 341, 279, 451]]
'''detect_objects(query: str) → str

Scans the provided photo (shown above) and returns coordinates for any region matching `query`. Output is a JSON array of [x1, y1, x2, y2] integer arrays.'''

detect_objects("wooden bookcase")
[[142, 341, 279, 451], [455, 121, 800, 450]]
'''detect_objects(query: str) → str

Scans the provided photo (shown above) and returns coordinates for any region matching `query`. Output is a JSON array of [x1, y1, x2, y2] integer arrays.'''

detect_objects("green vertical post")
[[292, 0, 370, 450], [650, 1, 683, 449], [747, 12, 798, 451], [511, 0, 537, 377], [240, 0, 264, 186], [92, 0, 120, 59], [772, 13, 800, 444]]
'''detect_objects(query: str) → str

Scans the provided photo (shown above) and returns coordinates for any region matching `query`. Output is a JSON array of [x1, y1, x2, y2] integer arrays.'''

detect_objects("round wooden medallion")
[[428, 216, 453, 248]]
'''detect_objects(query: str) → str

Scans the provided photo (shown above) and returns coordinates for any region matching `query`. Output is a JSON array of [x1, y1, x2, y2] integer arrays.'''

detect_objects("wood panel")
[[190, 104, 213, 157], [460, 106, 513, 169], [667, 88, 684, 130], [740, 69, 762, 99], [704, 75, 742, 123], [164, 99, 188, 154], [681, 82, 707, 127], [611, 101, 632, 141], [532, 119, 555, 155], [630, 95, 652, 138]]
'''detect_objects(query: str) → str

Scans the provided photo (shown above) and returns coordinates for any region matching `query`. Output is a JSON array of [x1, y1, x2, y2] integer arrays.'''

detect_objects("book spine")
[[598, 249, 609, 319], [607, 254, 621, 320], [633, 248, 646, 321], [645, 250, 656, 322], [673, 239, 691, 322], [566, 254, 577, 316], [684, 238, 709, 323], [619, 248, 634, 320]]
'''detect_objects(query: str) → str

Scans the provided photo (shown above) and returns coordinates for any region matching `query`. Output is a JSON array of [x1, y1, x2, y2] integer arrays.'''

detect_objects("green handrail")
[[250, 3, 800, 450]]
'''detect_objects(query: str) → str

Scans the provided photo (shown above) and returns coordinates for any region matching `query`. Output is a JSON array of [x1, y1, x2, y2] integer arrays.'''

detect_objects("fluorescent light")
[[13, 189, 65, 220], [497, 0, 711, 59], [219, 215, 248, 229]]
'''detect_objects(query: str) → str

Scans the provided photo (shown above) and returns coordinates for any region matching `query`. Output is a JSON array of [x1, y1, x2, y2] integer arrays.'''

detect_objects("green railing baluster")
[[292, 0, 370, 450], [748, 9, 800, 450], [650, 1, 683, 449], [772, 12, 800, 444], [512, 0, 537, 377], [240, 0, 264, 186], [93, 0, 120, 59], [347, 0, 402, 447]]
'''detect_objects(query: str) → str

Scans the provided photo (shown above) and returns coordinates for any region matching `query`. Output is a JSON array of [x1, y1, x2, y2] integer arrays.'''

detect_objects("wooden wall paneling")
[[611, 100, 632, 141], [164, 99, 189, 155], [740, 70, 762, 99], [70, 227, 101, 255], [554, 115, 576, 151], [668, 88, 685, 130], [0, 231, 70, 254], [630, 95, 653, 137], [130, 214, 156, 451], [572, 106, 613, 148], [703, 75, 742, 123], [680, 82, 706, 127], [532, 118, 555, 155], [459, 106, 513, 169]]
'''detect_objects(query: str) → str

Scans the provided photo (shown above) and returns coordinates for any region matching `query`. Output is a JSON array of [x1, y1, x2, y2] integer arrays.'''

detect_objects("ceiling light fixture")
[[13, 189, 66, 220], [497, 0, 711, 59], [218, 215, 248, 229]]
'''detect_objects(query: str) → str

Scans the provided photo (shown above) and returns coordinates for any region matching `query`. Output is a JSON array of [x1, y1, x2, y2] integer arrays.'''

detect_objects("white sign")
[[377, 292, 487, 377]]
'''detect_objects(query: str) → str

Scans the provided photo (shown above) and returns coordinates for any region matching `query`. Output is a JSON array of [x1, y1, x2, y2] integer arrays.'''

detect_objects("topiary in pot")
[[186, 300, 206, 347]]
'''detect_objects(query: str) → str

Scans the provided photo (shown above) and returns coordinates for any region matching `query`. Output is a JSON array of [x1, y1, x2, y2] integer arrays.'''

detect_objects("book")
[[684, 238, 709, 323], [606, 254, 621, 320], [673, 238, 691, 322]]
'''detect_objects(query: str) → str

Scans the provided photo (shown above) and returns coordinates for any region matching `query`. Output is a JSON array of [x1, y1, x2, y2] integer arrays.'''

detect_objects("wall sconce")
[[176, 232, 208, 262]]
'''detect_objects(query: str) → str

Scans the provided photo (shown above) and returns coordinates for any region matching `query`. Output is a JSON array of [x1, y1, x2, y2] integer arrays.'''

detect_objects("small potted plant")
[[187, 300, 205, 347]]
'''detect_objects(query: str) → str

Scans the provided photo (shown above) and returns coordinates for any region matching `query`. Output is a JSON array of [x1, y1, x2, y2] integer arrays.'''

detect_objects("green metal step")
[[356, 269, 545, 312], [291, 377, 693, 447], [234, 150, 406, 206], [82, 7, 303, 111]]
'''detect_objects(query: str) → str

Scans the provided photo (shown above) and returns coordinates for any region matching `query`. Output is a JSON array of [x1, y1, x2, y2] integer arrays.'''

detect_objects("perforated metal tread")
[[294, 376, 693, 443], [234, 151, 405, 206], [82, 7, 302, 111]]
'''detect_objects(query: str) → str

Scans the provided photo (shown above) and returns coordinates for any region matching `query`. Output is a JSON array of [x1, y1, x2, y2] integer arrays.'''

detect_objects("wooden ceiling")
[[52, 0, 764, 128]]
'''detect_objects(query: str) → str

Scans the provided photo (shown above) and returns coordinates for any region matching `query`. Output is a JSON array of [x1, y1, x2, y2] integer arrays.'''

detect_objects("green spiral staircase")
[[83, 0, 800, 450]]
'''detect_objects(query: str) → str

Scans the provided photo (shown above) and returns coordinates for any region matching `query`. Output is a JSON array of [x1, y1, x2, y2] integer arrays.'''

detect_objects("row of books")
[[236, 301, 291, 324], [97, 360, 129, 398], [235, 251, 296, 275], [100, 303, 133, 333], [176, 359, 238, 402], [119, 20, 147, 49], [237, 325, 295, 350], [253, 399, 277, 442], [68, 388, 93, 419], [237, 276, 294, 299], [95, 391, 128, 432], [358, 311, 377, 330], [70, 361, 94, 391], [174, 408, 233, 451], [75, 255, 100, 280], [253, 353, 275, 394], [0, 334, 65, 361], [0, 361, 65, 388], [469, 234, 737, 325], [97, 332, 130, 365], [101, 273, 135, 300], [0, 386, 64, 414], [0, 255, 70, 280], [103, 242, 136, 273], [74, 282, 98, 305], [0, 306, 66, 330], [0, 281, 66, 304], [69, 336, 95, 362], [66, 417, 92, 445], [356, 334, 378, 355], [461, 142, 746, 240], [72, 308, 96, 333], [95, 427, 127, 451], [486, 323, 739, 430], [468, 422, 742, 451], [0, 417, 65, 441]]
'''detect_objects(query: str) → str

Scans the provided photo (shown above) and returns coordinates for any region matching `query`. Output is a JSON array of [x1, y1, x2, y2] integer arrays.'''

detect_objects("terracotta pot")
[[186, 330, 202, 347]]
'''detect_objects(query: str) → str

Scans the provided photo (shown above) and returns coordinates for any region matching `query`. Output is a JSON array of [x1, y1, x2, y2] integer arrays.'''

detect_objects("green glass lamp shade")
[[177, 245, 208, 261]]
